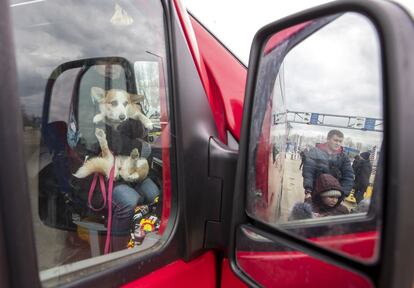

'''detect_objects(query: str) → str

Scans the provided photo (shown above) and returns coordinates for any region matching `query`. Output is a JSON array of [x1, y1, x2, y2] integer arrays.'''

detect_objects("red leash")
[[87, 160, 115, 254]]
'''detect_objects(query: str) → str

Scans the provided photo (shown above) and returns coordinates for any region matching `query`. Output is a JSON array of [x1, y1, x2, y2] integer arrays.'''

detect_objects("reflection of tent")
[[343, 146, 360, 157]]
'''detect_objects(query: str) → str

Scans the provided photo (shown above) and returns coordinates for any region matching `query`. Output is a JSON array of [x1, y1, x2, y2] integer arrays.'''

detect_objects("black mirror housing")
[[230, 1, 414, 287]]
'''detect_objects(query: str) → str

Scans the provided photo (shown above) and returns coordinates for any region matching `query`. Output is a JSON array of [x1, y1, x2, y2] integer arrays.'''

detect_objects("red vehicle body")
[[1, 0, 414, 287], [129, 1, 379, 287]]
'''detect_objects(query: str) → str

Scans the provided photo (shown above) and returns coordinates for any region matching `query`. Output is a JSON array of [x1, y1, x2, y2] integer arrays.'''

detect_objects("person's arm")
[[358, 162, 372, 188], [302, 151, 316, 193], [340, 156, 355, 196], [117, 119, 149, 156]]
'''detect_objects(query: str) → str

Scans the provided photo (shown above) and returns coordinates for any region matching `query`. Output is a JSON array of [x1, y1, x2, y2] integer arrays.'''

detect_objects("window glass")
[[12, 0, 170, 279]]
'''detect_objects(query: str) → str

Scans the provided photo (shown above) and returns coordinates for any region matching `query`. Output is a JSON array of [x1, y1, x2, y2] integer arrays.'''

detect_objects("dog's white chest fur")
[[91, 86, 153, 130]]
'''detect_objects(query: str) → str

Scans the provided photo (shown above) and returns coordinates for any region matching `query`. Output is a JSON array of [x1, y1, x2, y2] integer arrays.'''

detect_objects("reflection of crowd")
[[289, 173, 349, 220], [289, 129, 373, 221]]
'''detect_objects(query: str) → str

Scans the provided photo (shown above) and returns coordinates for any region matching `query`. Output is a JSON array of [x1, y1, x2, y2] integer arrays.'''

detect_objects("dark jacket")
[[71, 119, 149, 206], [352, 156, 361, 173], [354, 159, 372, 193], [289, 200, 349, 220], [289, 174, 349, 220], [310, 173, 349, 216], [75, 119, 148, 158], [302, 143, 354, 196]]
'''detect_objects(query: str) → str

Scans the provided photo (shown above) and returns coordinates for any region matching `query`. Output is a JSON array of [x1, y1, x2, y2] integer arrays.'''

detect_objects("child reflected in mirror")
[[289, 173, 349, 220]]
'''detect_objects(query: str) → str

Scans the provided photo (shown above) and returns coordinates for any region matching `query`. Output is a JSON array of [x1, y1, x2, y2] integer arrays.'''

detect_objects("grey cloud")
[[12, 0, 167, 117], [282, 13, 382, 119]]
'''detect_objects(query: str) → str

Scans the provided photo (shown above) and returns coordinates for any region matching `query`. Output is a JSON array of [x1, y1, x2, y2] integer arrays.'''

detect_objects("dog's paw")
[[130, 148, 139, 159], [95, 128, 106, 139], [93, 114, 104, 124], [144, 121, 153, 130], [127, 173, 140, 182]]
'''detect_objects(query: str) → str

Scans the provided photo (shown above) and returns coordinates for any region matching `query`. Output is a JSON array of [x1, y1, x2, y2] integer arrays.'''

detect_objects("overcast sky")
[[11, 0, 167, 118], [186, 0, 414, 65], [283, 13, 381, 118], [185, 0, 412, 148], [280, 13, 382, 147]]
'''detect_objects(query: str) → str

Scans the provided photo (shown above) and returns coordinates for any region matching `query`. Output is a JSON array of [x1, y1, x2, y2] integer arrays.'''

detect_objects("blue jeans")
[[111, 178, 159, 250]]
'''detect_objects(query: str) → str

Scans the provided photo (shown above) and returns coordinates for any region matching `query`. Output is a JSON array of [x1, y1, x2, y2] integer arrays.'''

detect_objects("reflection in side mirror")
[[245, 12, 383, 262]]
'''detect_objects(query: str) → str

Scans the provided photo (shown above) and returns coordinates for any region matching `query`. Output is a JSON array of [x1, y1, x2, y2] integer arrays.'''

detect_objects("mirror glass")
[[246, 12, 383, 262]]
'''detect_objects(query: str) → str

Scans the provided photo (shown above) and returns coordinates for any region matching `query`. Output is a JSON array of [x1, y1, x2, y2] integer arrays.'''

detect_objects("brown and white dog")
[[73, 128, 149, 182], [91, 86, 153, 130], [73, 86, 152, 182]]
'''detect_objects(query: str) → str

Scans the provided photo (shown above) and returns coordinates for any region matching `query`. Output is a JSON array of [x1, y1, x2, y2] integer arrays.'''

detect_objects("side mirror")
[[230, 1, 414, 287], [248, 11, 384, 259]]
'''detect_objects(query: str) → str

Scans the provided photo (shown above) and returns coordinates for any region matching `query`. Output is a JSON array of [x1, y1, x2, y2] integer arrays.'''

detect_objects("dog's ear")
[[130, 93, 144, 103], [91, 87, 106, 103]]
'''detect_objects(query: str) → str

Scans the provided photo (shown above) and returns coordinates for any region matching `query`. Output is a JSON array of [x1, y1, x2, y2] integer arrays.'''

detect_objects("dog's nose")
[[119, 114, 126, 121]]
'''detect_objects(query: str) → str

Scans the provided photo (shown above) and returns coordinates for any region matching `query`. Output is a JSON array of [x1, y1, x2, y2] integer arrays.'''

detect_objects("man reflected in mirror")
[[303, 129, 354, 201]]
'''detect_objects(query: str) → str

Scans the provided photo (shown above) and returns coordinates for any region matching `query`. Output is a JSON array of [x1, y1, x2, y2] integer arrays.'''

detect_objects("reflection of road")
[[23, 128, 68, 270], [280, 157, 304, 221]]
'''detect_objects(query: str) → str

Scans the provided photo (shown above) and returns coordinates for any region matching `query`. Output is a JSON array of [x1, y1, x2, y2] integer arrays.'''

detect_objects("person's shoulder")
[[307, 147, 320, 156], [338, 151, 351, 163], [336, 204, 349, 214], [120, 118, 141, 128], [289, 202, 314, 221], [119, 119, 145, 135]]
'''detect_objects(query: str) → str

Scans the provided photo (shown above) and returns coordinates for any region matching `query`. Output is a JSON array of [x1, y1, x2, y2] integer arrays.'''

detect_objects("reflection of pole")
[[370, 145, 377, 163], [146, 50, 163, 61], [144, 51, 164, 114], [145, 51, 169, 235], [286, 122, 292, 158], [286, 122, 292, 139], [145, 51, 164, 115]]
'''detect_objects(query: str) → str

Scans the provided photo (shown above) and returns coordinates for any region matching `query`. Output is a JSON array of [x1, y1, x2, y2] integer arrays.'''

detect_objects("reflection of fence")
[[283, 110, 383, 132]]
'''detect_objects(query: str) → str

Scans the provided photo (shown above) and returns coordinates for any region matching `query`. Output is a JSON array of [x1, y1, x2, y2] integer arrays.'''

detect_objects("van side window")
[[12, 0, 171, 280]]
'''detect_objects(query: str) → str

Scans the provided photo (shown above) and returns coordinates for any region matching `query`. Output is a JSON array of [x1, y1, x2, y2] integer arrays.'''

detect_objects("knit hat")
[[314, 174, 343, 196], [320, 189, 342, 198], [360, 151, 370, 160]]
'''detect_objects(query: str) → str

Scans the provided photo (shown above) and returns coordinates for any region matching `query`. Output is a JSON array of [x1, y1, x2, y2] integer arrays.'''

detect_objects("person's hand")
[[304, 190, 312, 201]]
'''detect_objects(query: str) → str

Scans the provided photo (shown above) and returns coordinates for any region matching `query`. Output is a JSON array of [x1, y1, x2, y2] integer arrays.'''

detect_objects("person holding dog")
[[69, 84, 160, 252], [302, 129, 354, 201]]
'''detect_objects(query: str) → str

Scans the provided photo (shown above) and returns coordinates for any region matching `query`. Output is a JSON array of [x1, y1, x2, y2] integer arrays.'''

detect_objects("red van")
[[1, 0, 414, 287]]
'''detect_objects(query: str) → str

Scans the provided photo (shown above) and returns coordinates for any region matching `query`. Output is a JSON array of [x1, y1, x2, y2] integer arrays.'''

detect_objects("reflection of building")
[[343, 146, 360, 158], [285, 110, 383, 132]]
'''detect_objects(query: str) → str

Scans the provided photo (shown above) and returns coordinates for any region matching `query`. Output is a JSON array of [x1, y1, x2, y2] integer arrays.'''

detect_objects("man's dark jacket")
[[302, 143, 354, 196]]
